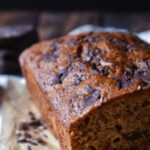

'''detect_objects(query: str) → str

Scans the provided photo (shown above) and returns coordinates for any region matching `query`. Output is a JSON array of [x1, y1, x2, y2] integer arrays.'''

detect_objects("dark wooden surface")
[[0, 11, 150, 74], [0, 11, 150, 40]]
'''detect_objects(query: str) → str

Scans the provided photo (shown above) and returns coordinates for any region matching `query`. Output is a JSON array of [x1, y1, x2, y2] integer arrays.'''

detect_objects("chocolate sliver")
[[43, 53, 59, 62], [82, 90, 101, 108], [136, 72, 150, 84], [51, 65, 73, 85]]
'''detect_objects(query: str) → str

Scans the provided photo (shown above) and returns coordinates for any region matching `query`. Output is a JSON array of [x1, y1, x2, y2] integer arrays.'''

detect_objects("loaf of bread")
[[19, 32, 150, 150]]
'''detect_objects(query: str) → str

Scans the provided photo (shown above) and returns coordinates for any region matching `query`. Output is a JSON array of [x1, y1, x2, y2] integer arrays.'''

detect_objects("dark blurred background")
[[0, 0, 150, 75], [1, 0, 150, 11]]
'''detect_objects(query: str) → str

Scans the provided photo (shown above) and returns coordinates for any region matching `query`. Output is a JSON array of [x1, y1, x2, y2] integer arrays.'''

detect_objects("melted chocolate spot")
[[82, 89, 101, 108]]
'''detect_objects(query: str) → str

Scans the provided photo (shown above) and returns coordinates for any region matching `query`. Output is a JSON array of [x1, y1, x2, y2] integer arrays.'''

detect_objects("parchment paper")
[[0, 79, 60, 150]]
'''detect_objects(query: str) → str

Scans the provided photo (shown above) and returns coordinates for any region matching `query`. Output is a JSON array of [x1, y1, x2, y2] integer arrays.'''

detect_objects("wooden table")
[[0, 11, 150, 74], [0, 11, 150, 40]]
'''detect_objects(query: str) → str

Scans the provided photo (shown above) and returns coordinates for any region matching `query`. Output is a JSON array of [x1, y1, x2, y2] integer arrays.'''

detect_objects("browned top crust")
[[19, 32, 150, 129]]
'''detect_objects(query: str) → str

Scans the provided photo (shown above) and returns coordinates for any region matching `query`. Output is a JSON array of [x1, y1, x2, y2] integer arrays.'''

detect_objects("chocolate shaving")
[[50, 41, 61, 52], [75, 78, 82, 85], [36, 138, 47, 145], [97, 67, 109, 76], [82, 89, 101, 108], [69, 39, 80, 46], [27, 145, 32, 150], [28, 112, 36, 121], [135, 72, 150, 84], [24, 132, 32, 139], [17, 139, 38, 145], [116, 77, 135, 90], [51, 65, 73, 85], [84, 35, 102, 43], [16, 112, 48, 147], [19, 122, 29, 131], [142, 60, 149, 69], [43, 53, 59, 62]]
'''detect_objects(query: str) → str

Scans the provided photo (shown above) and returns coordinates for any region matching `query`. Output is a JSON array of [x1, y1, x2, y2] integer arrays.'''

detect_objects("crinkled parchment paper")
[[0, 79, 60, 150]]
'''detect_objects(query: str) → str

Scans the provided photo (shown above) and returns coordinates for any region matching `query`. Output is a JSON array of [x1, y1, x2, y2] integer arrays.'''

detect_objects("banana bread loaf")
[[19, 32, 150, 150]]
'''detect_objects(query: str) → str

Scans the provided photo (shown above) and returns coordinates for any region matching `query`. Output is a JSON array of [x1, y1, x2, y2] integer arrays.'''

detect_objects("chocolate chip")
[[43, 53, 59, 62], [82, 89, 101, 108], [51, 65, 73, 85]]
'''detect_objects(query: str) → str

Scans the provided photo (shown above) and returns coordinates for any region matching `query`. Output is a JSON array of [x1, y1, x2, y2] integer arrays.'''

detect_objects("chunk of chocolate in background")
[[0, 25, 39, 74]]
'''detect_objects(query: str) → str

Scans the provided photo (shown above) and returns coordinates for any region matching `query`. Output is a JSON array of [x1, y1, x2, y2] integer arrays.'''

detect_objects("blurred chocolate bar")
[[0, 25, 39, 74]]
